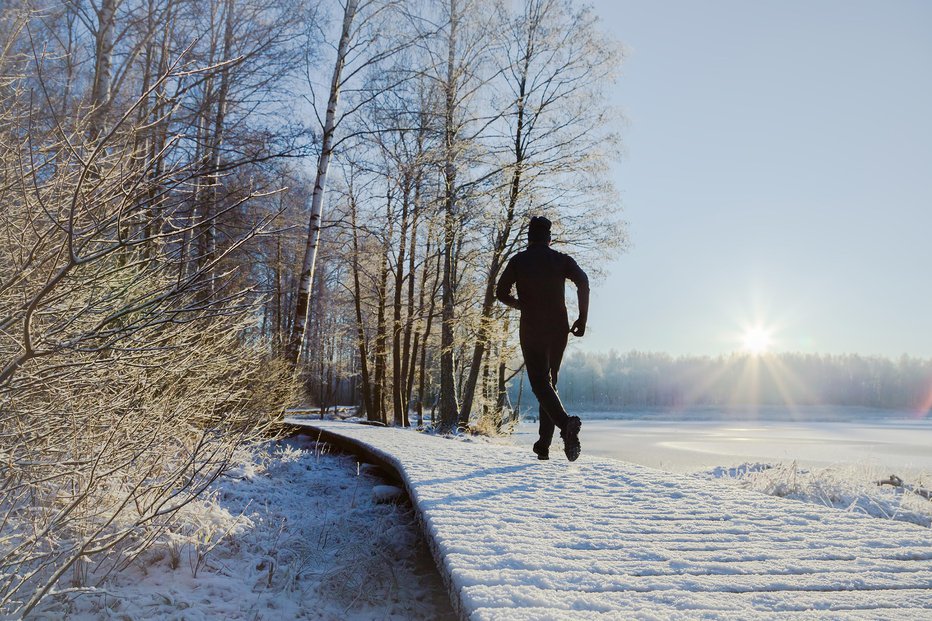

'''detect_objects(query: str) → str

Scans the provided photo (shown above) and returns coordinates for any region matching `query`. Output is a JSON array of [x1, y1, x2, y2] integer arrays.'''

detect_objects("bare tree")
[[288, 0, 420, 368], [412, 0, 503, 431], [278, 0, 626, 430]]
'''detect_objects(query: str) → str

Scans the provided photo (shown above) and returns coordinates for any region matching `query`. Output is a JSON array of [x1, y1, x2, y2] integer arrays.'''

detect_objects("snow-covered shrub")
[[0, 315, 299, 616], [26, 439, 454, 619], [471, 405, 520, 437]]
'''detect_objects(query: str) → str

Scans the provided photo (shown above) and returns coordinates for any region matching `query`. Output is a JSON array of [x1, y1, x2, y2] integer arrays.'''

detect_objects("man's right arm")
[[565, 255, 589, 336], [495, 257, 521, 310]]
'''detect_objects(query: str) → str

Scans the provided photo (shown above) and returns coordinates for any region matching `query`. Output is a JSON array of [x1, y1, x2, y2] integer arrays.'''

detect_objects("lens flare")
[[917, 382, 932, 419]]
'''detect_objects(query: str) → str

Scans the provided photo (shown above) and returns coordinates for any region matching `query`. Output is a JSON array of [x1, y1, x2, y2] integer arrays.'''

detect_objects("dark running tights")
[[521, 329, 569, 446]]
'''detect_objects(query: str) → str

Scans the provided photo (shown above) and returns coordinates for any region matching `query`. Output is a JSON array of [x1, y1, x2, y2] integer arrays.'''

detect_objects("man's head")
[[528, 216, 552, 244]]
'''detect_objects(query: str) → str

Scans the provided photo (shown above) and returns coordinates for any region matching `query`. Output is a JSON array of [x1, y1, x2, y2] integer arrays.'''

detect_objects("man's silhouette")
[[496, 216, 588, 461]]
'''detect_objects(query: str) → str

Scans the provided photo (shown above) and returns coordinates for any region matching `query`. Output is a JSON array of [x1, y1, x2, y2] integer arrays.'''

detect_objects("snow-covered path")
[[288, 420, 932, 620]]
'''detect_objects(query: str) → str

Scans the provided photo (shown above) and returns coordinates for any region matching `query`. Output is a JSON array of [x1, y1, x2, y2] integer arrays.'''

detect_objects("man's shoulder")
[[548, 247, 577, 263], [511, 246, 577, 262], [508, 248, 531, 263]]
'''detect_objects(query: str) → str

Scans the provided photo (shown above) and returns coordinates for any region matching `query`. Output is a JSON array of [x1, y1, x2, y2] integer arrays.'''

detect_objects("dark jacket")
[[495, 243, 589, 335]]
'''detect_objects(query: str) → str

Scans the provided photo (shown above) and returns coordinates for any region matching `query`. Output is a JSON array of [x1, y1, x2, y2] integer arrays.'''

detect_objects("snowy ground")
[[32, 435, 455, 621], [27, 413, 932, 620], [292, 420, 932, 620]]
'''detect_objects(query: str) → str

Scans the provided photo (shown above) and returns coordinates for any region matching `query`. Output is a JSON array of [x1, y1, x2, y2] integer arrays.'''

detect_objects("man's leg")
[[524, 337, 560, 460], [533, 407, 554, 459], [537, 404, 555, 448], [536, 330, 567, 452], [548, 330, 581, 461], [550, 330, 567, 389], [521, 333, 570, 434]]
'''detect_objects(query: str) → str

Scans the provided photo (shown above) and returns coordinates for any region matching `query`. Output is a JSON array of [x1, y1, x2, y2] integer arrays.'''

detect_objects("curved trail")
[[287, 419, 932, 620]]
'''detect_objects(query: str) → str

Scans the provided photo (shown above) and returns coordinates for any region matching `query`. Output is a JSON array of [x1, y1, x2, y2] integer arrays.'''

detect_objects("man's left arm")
[[566, 256, 589, 336]]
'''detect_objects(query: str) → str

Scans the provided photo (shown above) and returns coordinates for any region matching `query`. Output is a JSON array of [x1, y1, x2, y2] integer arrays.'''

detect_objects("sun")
[[741, 327, 773, 355]]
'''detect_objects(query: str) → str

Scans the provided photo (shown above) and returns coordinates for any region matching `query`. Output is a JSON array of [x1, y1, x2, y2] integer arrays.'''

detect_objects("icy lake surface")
[[514, 406, 932, 473]]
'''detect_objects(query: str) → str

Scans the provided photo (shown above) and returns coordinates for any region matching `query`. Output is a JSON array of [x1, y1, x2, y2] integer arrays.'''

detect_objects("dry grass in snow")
[[708, 461, 932, 528]]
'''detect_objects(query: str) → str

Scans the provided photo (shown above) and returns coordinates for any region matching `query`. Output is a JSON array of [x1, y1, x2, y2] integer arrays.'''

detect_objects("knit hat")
[[528, 216, 552, 243]]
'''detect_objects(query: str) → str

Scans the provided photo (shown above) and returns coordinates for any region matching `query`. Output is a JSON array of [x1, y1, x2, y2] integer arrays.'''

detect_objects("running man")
[[495, 216, 589, 461]]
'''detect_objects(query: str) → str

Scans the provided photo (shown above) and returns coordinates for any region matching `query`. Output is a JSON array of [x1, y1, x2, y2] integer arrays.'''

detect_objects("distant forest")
[[513, 351, 932, 412]]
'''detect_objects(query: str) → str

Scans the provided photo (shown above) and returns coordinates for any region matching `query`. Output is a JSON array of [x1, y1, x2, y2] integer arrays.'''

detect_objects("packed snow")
[[291, 419, 932, 620], [30, 435, 455, 621]]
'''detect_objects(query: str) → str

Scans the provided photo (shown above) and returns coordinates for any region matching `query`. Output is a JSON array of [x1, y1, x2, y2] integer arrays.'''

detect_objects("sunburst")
[[741, 326, 773, 355]]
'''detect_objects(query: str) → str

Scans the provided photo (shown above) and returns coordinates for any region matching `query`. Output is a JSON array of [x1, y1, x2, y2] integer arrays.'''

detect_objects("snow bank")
[[291, 420, 932, 620], [32, 435, 454, 620]]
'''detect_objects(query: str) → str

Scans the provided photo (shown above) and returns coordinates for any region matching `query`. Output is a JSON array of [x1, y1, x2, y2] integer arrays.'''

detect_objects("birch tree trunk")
[[373, 195, 392, 425], [198, 0, 236, 281], [88, 0, 118, 140], [287, 0, 360, 367], [417, 241, 442, 426], [401, 187, 420, 427]]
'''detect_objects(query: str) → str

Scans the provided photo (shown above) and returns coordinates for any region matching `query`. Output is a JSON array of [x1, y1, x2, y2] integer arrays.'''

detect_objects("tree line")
[[0, 0, 623, 613], [275, 0, 626, 432], [544, 350, 932, 412]]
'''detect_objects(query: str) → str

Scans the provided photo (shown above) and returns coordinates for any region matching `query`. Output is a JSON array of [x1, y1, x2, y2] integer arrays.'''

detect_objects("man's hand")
[[570, 319, 586, 337]]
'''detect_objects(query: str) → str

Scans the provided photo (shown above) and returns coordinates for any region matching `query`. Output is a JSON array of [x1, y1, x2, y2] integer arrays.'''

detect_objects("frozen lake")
[[513, 407, 932, 474]]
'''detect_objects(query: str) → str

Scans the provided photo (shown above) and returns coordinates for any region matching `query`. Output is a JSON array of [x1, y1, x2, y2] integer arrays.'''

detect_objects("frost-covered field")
[[30, 435, 454, 621], [515, 411, 932, 528]]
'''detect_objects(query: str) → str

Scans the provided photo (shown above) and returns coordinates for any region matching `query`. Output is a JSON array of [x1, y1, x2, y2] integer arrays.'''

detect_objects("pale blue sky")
[[580, 0, 932, 357]]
